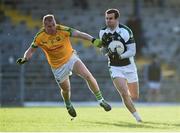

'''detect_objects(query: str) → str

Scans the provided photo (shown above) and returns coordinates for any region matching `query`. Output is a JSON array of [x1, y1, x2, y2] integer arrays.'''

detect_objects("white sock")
[[98, 99, 104, 104], [132, 112, 142, 122]]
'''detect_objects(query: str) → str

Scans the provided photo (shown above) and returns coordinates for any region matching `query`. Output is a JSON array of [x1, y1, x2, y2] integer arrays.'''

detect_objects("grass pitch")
[[0, 105, 180, 132]]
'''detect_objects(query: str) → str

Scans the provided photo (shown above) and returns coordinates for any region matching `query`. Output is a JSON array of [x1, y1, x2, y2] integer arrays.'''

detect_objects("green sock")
[[64, 100, 71, 107], [95, 91, 104, 102]]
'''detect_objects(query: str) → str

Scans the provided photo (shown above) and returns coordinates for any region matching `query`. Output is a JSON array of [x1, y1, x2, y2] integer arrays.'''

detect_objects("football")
[[108, 40, 125, 55]]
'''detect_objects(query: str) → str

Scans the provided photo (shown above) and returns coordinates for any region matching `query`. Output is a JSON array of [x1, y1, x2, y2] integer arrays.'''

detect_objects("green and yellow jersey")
[[31, 24, 74, 69]]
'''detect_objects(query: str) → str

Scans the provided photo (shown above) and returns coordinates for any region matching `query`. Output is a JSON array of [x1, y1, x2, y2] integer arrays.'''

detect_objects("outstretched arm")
[[71, 30, 93, 41], [16, 46, 37, 65], [23, 47, 37, 60], [71, 30, 102, 47]]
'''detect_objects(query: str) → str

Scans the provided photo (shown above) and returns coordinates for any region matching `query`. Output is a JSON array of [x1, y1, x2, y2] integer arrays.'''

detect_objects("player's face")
[[44, 18, 56, 35], [105, 13, 118, 29]]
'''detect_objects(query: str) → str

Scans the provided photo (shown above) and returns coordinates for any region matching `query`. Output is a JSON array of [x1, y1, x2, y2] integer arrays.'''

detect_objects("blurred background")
[[0, 0, 180, 107]]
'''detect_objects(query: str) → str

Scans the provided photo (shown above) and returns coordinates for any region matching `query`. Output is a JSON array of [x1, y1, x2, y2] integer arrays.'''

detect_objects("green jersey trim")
[[57, 25, 75, 37], [31, 43, 38, 48]]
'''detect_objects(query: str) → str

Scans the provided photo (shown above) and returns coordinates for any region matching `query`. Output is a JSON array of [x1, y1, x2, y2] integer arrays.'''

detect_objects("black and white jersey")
[[99, 24, 136, 67]]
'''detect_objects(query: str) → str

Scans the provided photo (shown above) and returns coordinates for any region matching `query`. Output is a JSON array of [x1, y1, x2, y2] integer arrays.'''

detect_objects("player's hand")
[[16, 57, 28, 65], [92, 38, 102, 47], [100, 47, 109, 56], [108, 48, 121, 59]]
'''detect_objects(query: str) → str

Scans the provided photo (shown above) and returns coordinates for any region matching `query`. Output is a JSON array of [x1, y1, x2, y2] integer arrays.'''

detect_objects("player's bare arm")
[[71, 30, 102, 47], [71, 29, 93, 41], [16, 46, 37, 65], [24, 47, 37, 60]]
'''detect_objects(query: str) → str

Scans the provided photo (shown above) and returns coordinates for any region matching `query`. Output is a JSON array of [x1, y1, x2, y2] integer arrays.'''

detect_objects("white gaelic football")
[[108, 41, 125, 55]]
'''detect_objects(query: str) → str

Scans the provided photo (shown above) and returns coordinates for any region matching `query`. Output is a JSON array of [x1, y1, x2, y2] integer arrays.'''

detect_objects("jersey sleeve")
[[31, 42, 38, 48], [30, 28, 45, 48], [30, 33, 41, 48], [121, 26, 135, 44], [57, 25, 75, 37], [31, 35, 40, 48], [125, 30, 135, 44]]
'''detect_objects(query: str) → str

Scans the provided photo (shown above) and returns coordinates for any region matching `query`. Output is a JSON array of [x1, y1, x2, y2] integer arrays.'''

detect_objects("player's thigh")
[[72, 60, 93, 79], [59, 78, 71, 91], [113, 77, 129, 96], [128, 82, 139, 98]]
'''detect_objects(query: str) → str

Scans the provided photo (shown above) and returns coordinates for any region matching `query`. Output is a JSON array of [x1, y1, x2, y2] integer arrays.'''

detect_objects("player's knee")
[[61, 87, 70, 93]]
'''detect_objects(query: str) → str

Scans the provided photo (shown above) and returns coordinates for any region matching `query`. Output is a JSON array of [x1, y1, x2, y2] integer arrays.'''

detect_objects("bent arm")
[[120, 43, 136, 59], [71, 30, 102, 47], [71, 30, 94, 42], [23, 47, 37, 60]]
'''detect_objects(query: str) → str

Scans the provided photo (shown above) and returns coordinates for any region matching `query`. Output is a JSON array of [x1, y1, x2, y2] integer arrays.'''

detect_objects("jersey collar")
[[106, 23, 120, 34]]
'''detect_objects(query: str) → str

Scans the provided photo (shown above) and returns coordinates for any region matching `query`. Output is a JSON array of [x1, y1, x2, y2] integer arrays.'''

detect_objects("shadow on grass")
[[143, 121, 180, 128], [82, 120, 179, 130]]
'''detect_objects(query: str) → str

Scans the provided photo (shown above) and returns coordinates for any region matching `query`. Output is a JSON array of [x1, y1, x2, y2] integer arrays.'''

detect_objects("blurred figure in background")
[[144, 54, 162, 102]]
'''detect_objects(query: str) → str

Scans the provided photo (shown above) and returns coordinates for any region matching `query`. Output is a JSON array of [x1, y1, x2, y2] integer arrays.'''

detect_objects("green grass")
[[0, 106, 180, 132]]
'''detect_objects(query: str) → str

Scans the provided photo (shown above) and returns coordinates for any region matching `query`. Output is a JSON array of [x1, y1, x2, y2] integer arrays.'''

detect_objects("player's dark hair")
[[105, 9, 120, 19]]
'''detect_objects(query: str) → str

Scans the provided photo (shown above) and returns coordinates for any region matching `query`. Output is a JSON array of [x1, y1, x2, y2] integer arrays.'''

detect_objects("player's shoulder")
[[37, 27, 45, 35], [57, 24, 71, 31], [100, 26, 107, 31], [119, 23, 133, 35], [34, 27, 45, 39], [57, 24, 74, 36], [119, 23, 130, 29], [99, 26, 107, 36]]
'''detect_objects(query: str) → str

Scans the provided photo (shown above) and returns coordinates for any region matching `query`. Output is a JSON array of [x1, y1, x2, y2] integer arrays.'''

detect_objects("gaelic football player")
[[97, 9, 142, 122], [17, 14, 111, 118]]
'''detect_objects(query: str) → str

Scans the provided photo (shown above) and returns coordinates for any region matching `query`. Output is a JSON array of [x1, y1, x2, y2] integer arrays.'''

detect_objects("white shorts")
[[51, 53, 80, 83], [148, 82, 161, 90], [109, 64, 138, 83]]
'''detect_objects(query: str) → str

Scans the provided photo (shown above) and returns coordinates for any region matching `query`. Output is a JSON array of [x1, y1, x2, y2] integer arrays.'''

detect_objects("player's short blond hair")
[[42, 14, 56, 25], [105, 9, 120, 19]]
